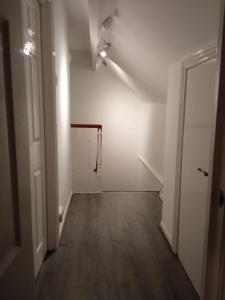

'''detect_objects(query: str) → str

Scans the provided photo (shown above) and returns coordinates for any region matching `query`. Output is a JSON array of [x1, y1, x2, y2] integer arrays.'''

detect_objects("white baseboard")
[[139, 156, 164, 185], [160, 221, 173, 248], [59, 190, 73, 240]]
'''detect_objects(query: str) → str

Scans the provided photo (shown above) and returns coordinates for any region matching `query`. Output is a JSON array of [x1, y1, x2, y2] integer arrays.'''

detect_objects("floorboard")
[[36, 192, 199, 300]]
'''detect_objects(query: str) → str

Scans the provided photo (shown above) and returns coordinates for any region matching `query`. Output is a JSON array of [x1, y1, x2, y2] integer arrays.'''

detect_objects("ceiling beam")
[[88, 0, 99, 70]]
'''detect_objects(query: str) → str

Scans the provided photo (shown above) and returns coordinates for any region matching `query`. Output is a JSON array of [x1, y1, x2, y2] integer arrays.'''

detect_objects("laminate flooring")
[[36, 192, 199, 300]]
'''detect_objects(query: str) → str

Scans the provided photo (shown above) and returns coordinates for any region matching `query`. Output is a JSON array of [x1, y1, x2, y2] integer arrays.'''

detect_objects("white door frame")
[[204, 0, 225, 299], [0, 1, 36, 297], [39, 0, 59, 250], [172, 45, 218, 297]]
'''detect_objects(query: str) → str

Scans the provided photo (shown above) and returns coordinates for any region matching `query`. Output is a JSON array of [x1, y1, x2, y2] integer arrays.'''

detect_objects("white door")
[[22, 0, 47, 277], [0, 1, 35, 298], [178, 58, 217, 294]]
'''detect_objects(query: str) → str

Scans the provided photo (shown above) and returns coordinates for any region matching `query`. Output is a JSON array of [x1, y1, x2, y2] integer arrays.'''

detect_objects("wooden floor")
[[36, 192, 199, 300]]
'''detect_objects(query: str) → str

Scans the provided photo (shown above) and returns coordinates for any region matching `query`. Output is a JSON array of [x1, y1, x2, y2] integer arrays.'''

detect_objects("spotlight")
[[99, 51, 107, 58], [103, 41, 111, 49]]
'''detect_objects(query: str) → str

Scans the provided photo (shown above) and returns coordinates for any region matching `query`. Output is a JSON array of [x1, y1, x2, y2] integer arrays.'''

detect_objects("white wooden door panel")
[[31, 58, 41, 139], [178, 59, 217, 294], [23, 0, 47, 277]]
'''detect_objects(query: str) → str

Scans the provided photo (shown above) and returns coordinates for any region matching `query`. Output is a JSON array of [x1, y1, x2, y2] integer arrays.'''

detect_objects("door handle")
[[197, 168, 208, 177]]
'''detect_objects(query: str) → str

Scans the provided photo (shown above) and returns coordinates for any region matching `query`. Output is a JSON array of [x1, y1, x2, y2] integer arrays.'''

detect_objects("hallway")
[[36, 192, 198, 300]]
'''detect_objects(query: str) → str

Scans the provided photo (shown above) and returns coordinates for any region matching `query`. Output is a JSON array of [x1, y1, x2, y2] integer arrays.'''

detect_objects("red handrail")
[[71, 123, 102, 130]]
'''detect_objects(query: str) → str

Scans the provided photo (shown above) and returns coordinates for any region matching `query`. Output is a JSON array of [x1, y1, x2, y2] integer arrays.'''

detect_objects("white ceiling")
[[65, 0, 221, 102], [65, 0, 90, 50]]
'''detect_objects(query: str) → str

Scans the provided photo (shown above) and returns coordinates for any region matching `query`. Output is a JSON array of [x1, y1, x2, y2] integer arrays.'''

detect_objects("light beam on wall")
[[106, 58, 152, 102]]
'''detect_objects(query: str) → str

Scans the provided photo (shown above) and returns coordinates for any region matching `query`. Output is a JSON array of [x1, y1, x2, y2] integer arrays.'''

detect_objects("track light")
[[101, 16, 113, 32], [103, 41, 110, 49], [101, 59, 107, 66], [99, 50, 107, 58]]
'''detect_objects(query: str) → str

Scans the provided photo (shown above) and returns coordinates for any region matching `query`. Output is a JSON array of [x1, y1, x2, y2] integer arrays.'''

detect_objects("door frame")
[[204, 0, 225, 299], [38, 0, 59, 250], [0, 0, 36, 297], [172, 45, 218, 296]]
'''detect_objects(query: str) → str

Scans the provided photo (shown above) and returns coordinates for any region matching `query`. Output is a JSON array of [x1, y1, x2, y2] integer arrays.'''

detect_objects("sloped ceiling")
[[65, 0, 221, 102], [66, 0, 90, 50]]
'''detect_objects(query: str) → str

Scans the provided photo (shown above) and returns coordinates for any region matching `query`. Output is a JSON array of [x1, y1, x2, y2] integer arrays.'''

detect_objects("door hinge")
[[219, 191, 225, 207]]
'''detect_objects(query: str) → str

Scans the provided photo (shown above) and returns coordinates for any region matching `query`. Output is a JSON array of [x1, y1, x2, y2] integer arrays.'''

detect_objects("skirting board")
[[139, 156, 164, 185], [160, 221, 173, 248], [59, 190, 73, 240]]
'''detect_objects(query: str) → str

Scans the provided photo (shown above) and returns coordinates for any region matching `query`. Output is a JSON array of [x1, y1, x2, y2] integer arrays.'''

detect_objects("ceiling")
[[66, 0, 90, 50], [65, 0, 221, 102]]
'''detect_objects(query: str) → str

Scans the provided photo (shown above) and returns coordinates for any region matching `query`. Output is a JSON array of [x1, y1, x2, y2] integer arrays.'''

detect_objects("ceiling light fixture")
[[101, 16, 113, 32], [103, 41, 110, 49]]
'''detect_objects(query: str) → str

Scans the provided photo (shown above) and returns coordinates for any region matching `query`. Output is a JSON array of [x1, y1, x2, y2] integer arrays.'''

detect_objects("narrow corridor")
[[37, 192, 199, 300]]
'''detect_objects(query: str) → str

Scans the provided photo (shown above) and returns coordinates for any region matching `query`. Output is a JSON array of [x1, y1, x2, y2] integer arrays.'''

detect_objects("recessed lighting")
[[100, 51, 107, 58]]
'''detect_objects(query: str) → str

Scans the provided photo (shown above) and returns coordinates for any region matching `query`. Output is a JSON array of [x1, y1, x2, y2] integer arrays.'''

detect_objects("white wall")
[[54, 0, 72, 208], [70, 50, 163, 192], [161, 61, 182, 246], [140, 103, 166, 184]]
